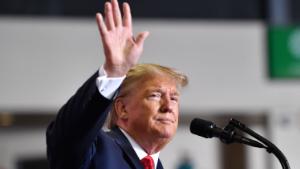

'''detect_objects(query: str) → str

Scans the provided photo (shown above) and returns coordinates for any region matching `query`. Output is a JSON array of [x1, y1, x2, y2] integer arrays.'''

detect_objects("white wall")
[[2, 17, 300, 112], [1, 17, 300, 169]]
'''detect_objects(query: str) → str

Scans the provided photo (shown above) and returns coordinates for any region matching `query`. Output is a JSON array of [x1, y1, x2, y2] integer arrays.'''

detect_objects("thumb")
[[135, 31, 150, 47]]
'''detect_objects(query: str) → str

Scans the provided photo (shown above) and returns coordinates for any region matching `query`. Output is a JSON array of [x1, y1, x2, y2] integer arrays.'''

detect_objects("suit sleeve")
[[46, 71, 113, 169]]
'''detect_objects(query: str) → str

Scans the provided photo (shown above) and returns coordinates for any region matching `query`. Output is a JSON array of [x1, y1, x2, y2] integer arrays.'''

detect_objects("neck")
[[118, 125, 170, 155], [136, 137, 168, 155]]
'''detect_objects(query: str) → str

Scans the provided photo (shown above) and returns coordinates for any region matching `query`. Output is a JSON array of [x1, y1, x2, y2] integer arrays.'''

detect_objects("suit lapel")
[[157, 159, 164, 169], [108, 127, 144, 169]]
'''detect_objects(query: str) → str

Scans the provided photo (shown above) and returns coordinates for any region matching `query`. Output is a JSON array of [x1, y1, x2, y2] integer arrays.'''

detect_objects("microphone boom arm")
[[228, 118, 290, 169]]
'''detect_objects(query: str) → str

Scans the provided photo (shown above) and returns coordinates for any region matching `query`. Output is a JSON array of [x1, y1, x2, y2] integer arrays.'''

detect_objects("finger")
[[96, 13, 107, 36], [135, 31, 150, 47], [105, 2, 115, 30], [111, 0, 122, 27], [122, 2, 132, 28]]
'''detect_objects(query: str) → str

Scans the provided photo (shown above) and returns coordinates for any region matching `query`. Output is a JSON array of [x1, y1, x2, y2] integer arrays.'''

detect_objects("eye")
[[148, 92, 161, 99], [171, 96, 179, 102]]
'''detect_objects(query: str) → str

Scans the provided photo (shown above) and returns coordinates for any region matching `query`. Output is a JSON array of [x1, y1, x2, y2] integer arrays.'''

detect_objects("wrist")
[[103, 64, 129, 77]]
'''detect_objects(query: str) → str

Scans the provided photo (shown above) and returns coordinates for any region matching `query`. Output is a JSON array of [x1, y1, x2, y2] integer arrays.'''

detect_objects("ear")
[[114, 97, 128, 120]]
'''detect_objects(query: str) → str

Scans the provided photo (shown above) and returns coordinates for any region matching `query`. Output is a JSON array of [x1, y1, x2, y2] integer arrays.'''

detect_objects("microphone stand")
[[225, 118, 290, 169]]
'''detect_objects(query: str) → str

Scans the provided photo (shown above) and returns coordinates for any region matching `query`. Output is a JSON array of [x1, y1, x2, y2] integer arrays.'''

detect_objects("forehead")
[[138, 73, 179, 92]]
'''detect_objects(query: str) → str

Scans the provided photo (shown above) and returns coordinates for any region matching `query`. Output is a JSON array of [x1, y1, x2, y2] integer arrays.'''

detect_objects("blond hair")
[[108, 63, 188, 128]]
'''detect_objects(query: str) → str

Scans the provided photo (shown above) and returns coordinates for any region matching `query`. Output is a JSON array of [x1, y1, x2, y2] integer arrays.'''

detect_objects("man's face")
[[122, 74, 180, 143]]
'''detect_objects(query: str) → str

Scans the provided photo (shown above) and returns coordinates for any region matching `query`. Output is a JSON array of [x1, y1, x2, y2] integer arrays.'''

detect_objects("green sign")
[[268, 26, 300, 78]]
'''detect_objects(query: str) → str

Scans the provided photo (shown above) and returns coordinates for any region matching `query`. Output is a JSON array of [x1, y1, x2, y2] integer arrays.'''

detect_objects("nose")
[[159, 96, 173, 113]]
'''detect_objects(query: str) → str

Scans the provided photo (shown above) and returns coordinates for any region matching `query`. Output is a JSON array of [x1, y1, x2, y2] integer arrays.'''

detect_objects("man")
[[46, 0, 188, 169]]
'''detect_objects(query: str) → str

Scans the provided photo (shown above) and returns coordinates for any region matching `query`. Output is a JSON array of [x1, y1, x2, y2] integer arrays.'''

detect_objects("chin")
[[156, 127, 176, 139]]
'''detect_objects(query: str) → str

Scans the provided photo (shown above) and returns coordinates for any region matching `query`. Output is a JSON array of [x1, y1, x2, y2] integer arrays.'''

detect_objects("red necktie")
[[140, 155, 154, 169]]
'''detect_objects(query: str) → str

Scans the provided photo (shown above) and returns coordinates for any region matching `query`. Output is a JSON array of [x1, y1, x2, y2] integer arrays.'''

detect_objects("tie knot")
[[140, 155, 154, 169]]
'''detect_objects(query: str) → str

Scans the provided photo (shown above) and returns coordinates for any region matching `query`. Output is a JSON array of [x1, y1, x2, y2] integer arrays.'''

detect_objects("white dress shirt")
[[120, 128, 160, 169], [96, 66, 125, 99]]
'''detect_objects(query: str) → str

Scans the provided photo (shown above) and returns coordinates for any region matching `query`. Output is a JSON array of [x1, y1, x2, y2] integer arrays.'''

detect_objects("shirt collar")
[[120, 128, 160, 169]]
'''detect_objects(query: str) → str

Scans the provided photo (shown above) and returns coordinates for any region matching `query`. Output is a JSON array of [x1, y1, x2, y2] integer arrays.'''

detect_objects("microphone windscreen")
[[190, 118, 215, 138]]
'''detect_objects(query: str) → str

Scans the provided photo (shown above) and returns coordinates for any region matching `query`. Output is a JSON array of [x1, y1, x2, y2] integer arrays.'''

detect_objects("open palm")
[[96, 0, 149, 77]]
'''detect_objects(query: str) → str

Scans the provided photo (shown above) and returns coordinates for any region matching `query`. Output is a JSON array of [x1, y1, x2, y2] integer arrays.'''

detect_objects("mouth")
[[156, 118, 175, 124]]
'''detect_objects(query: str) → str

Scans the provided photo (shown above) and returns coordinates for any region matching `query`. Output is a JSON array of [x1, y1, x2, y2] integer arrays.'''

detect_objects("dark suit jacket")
[[46, 72, 164, 169]]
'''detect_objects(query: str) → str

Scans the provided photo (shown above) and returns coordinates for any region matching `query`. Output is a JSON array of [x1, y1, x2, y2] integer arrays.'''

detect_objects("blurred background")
[[1, 0, 300, 169]]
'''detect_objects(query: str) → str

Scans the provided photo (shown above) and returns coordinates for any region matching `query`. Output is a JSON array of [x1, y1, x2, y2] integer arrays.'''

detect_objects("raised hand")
[[96, 0, 149, 77]]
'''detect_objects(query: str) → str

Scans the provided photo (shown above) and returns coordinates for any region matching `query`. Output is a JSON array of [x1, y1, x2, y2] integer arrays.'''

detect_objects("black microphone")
[[190, 118, 265, 148], [190, 118, 229, 140]]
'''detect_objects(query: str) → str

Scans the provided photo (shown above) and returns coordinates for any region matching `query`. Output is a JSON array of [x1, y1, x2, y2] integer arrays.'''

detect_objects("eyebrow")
[[146, 88, 180, 96]]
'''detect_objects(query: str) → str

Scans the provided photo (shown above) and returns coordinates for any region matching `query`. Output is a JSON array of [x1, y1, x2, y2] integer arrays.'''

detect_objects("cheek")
[[128, 103, 156, 123], [140, 100, 160, 114]]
